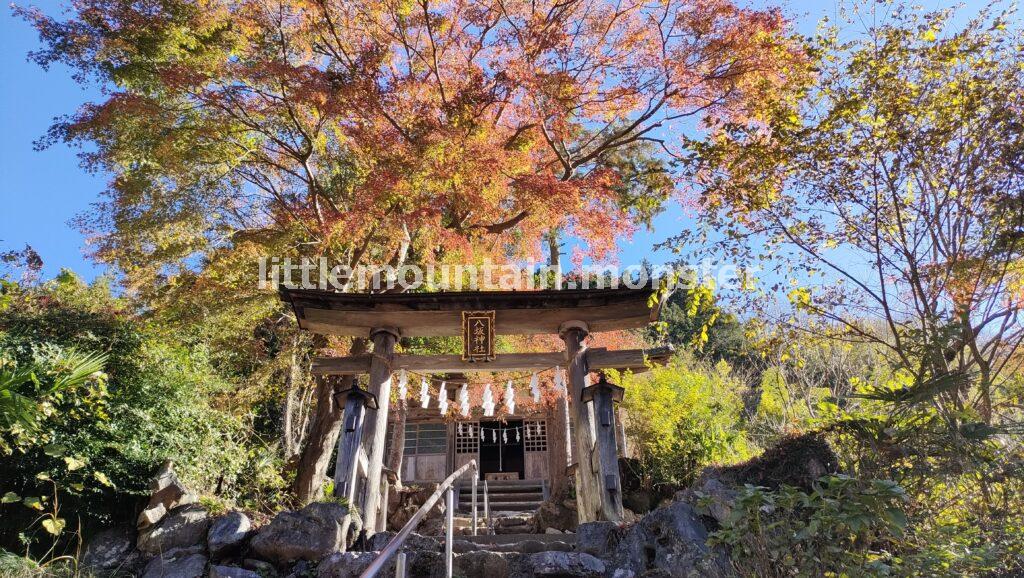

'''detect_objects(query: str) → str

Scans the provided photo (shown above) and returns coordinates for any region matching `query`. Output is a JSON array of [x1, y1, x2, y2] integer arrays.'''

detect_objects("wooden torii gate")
[[281, 286, 668, 532]]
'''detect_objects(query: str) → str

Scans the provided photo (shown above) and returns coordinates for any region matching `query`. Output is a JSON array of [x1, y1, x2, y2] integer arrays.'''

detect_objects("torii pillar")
[[560, 320, 623, 522], [359, 326, 399, 535]]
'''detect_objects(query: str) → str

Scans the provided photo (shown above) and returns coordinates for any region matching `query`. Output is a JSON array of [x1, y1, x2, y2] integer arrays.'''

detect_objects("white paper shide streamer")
[[504, 380, 516, 415], [420, 377, 430, 409], [438, 381, 449, 415], [397, 370, 408, 400], [529, 372, 541, 403], [459, 383, 470, 417], [482, 383, 495, 417], [554, 366, 567, 395]]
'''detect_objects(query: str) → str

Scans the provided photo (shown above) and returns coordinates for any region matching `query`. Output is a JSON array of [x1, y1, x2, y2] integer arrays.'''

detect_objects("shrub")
[[0, 273, 251, 556], [710, 475, 909, 577], [616, 355, 752, 490]]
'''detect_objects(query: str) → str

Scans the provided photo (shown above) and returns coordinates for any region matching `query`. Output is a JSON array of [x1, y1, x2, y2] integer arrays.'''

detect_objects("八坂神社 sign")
[[462, 310, 495, 362]]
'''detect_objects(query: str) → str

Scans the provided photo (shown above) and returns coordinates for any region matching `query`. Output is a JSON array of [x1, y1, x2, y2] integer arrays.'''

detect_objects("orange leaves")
[[26, 0, 807, 283]]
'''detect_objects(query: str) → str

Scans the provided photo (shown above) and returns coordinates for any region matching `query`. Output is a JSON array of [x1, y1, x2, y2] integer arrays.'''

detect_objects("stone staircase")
[[339, 529, 590, 578], [457, 479, 546, 515]]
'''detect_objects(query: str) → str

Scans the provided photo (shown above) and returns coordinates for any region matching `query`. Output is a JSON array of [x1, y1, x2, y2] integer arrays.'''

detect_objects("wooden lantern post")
[[580, 374, 625, 521], [333, 385, 378, 502]]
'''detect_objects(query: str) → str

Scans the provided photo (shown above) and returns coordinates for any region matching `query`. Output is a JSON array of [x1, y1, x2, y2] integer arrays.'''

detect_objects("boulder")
[[316, 552, 380, 578], [137, 504, 210, 556], [528, 551, 605, 577], [404, 550, 444, 577], [141, 547, 207, 578], [242, 558, 278, 575], [452, 539, 480, 553], [576, 521, 623, 557], [250, 502, 349, 564], [386, 483, 443, 531], [81, 527, 140, 573], [210, 565, 261, 578], [486, 540, 574, 554], [209, 511, 252, 559], [138, 460, 198, 530], [531, 495, 578, 533], [366, 531, 441, 553], [607, 501, 731, 578], [675, 477, 736, 525], [285, 560, 314, 577], [454, 550, 515, 577]]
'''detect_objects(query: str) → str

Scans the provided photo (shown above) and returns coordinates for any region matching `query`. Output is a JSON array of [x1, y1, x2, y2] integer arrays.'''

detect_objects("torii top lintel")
[[280, 286, 662, 338]]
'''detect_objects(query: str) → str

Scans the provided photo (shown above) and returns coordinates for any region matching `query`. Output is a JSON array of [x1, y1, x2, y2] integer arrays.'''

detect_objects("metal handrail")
[[360, 460, 479, 578]]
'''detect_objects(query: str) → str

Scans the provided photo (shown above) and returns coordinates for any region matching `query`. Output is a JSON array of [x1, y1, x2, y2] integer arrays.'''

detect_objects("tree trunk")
[[546, 229, 562, 289], [293, 338, 367, 504], [282, 335, 303, 460], [548, 393, 571, 497]]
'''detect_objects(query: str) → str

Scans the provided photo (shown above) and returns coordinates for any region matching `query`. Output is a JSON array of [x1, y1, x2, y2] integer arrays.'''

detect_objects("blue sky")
[[0, 0, 983, 282]]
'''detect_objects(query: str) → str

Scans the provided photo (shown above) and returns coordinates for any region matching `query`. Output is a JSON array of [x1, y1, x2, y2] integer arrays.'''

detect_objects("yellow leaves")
[[22, 496, 44, 511], [787, 286, 813, 310], [42, 517, 66, 536], [94, 471, 115, 488], [64, 456, 87, 471]]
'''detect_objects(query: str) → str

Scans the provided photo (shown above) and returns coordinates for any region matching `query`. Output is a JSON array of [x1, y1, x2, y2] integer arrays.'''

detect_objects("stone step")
[[459, 492, 544, 502], [458, 504, 542, 515], [459, 480, 545, 491], [460, 485, 543, 493], [462, 532, 576, 546]]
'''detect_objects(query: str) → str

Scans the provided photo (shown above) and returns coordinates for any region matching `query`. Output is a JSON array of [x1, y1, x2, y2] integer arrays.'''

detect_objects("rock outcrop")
[[81, 527, 145, 575], [137, 460, 198, 530], [208, 511, 252, 560], [137, 504, 210, 556], [140, 546, 207, 578], [529, 551, 605, 577], [209, 564, 262, 578], [250, 501, 349, 564], [604, 501, 731, 578]]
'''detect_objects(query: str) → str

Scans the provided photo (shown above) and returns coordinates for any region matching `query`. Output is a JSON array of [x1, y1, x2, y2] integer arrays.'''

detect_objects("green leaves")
[[712, 475, 909, 576], [849, 370, 969, 407], [0, 350, 108, 441], [21, 496, 43, 511]]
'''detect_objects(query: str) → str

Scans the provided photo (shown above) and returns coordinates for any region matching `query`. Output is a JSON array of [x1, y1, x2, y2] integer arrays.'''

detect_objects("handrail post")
[[445, 486, 455, 578], [471, 469, 478, 536], [483, 480, 491, 534], [395, 552, 406, 578], [358, 460, 476, 578]]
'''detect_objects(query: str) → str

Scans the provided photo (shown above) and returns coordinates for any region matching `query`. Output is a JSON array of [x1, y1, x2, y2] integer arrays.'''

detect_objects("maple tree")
[[19, 0, 807, 501]]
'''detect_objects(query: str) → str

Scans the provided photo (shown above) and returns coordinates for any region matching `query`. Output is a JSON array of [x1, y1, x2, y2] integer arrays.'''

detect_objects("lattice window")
[[455, 422, 479, 454], [524, 420, 547, 452], [403, 423, 447, 455]]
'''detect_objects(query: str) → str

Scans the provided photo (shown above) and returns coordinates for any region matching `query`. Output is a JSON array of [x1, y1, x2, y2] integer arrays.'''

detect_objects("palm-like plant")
[[0, 351, 108, 433]]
